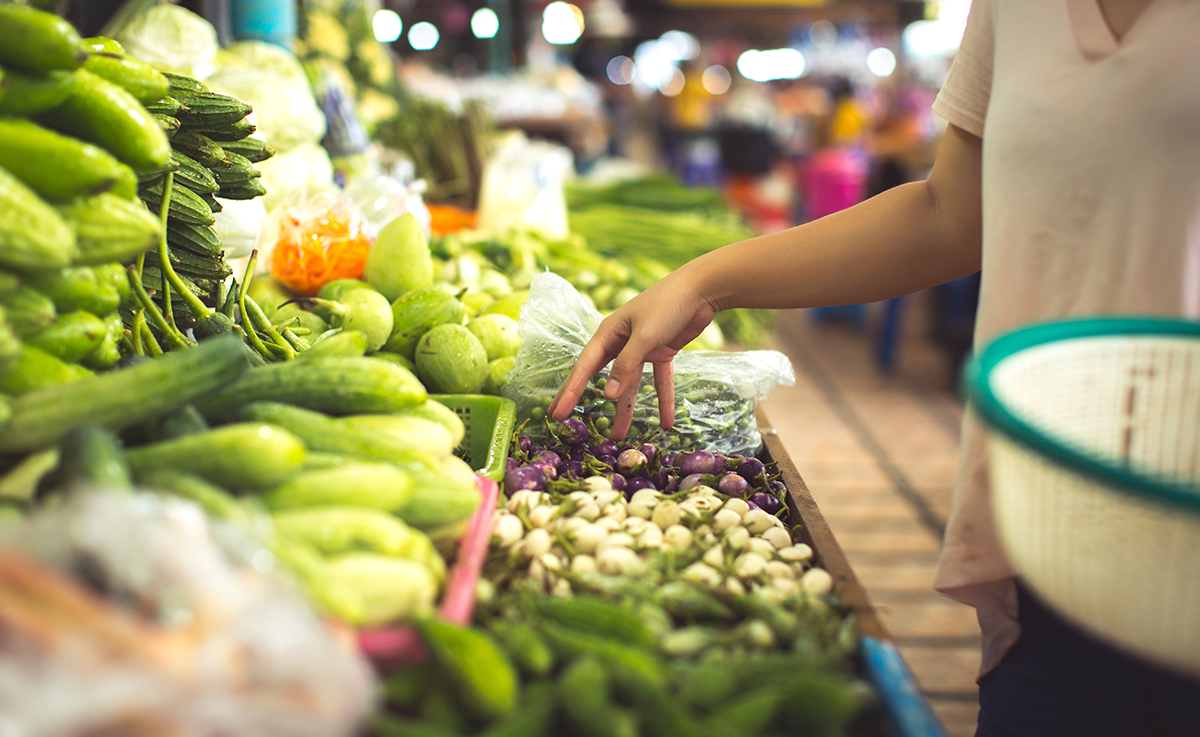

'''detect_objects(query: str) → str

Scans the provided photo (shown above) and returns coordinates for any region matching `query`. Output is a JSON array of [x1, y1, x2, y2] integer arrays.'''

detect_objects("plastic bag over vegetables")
[[259, 188, 374, 296], [0, 491, 376, 737], [503, 272, 795, 456]]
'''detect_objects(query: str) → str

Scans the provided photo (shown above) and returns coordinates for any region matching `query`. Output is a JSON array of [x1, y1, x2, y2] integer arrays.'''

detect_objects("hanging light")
[[408, 21, 439, 51], [372, 9, 402, 43], [542, 2, 584, 45], [471, 8, 499, 39]]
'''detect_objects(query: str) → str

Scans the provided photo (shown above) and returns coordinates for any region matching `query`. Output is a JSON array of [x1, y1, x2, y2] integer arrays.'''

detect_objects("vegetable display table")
[[758, 406, 947, 737]]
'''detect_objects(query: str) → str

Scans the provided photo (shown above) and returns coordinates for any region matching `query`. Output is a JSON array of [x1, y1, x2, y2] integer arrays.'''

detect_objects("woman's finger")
[[609, 366, 644, 441], [652, 360, 675, 430]]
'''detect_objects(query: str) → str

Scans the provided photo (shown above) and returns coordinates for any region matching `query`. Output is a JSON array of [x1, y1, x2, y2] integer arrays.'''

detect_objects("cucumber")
[[24, 266, 122, 317], [37, 69, 171, 174], [55, 193, 162, 266], [392, 455, 481, 533], [271, 506, 443, 577], [78, 312, 123, 371], [327, 553, 440, 627], [0, 164, 76, 271], [417, 617, 518, 722], [0, 67, 74, 116], [82, 51, 168, 105], [237, 402, 443, 475], [36, 424, 132, 498], [339, 413, 455, 458], [0, 344, 92, 395], [296, 328, 368, 359], [196, 355, 427, 419], [0, 307, 19, 377], [0, 284, 57, 337], [0, 334, 249, 453], [0, 5, 87, 73], [267, 533, 364, 623], [412, 397, 467, 447], [261, 460, 415, 512], [126, 422, 307, 491], [26, 310, 108, 363]]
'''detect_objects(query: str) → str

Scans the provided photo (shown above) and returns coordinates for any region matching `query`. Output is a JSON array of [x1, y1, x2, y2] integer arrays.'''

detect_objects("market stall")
[[0, 3, 952, 735]]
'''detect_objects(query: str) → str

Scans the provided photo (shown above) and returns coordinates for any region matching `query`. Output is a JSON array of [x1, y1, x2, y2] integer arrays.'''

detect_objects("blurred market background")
[[35, 0, 983, 733], [69, 0, 977, 369]]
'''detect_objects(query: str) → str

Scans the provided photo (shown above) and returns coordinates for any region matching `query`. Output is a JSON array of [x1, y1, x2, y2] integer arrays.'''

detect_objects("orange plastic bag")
[[260, 189, 374, 296]]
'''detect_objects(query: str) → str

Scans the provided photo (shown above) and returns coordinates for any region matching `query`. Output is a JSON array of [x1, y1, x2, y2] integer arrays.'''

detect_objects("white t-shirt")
[[931, 0, 1200, 676]]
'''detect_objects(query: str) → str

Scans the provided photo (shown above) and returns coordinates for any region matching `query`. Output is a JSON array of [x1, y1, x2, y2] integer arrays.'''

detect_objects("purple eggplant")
[[591, 439, 618, 458], [536, 449, 564, 469], [609, 473, 627, 492], [617, 448, 648, 477], [554, 417, 590, 447], [679, 473, 706, 491], [561, 460, 583, 479], [505, 457, 519, 473], [769, 479, 787, 495], [678, 450, 727, 477], [530, 460, 558, 481], [505, 465, 546, 492], [736, 457, 766, 480], [639, 443, 658, 463], [717, 472, 751, 498], [517, 434, 533, 453], [750, 491, 783, 515], [626, 476, 658, 493]]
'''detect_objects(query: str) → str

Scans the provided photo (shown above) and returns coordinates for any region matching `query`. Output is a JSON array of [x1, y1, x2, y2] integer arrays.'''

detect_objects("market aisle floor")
[[759, 298, 981, 737]]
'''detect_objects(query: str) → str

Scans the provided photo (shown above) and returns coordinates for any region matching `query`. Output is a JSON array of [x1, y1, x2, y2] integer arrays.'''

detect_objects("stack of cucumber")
[[0, 6, 169, 405], [2, 330, 485, 629], [137, 67, 273, 310]]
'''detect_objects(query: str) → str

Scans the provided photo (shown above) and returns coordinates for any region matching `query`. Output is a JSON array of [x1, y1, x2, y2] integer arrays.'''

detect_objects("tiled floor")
[[759, 295, 982, 737]]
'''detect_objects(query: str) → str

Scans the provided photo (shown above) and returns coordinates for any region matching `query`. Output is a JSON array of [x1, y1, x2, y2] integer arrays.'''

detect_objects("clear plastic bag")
[[0, 491, 375, 737], [502, 272, 795, 456], [258, 188, 373, 296]]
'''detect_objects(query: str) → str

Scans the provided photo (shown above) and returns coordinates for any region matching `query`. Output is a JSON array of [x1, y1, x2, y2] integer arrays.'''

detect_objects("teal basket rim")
[[964, 317, 1200, 513]]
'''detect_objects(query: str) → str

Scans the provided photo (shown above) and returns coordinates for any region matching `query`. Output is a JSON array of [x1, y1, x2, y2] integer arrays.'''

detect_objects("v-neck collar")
[[1065, 0, 1172, 61]]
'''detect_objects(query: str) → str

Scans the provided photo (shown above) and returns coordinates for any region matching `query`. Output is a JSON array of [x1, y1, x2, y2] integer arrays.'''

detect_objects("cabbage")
[[115, 5, 220, 80]]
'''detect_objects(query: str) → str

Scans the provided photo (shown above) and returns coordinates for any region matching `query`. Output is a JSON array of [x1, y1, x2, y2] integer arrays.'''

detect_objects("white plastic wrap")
[[476, 135, 573, 240], [502, 272, 795, 456], [0, 491, 376, 737]]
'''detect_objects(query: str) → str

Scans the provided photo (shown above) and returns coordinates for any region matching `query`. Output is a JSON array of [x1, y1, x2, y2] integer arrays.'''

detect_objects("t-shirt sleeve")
[[932, 0, 995, 137]]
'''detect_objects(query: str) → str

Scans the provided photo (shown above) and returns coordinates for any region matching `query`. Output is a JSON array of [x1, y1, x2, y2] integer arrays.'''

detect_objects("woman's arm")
[[550, 124, 983, 439]]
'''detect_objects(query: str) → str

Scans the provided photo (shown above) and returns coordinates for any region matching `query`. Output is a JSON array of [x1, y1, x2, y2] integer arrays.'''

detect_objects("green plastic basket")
[[429, 394, 516, 482], [963, 317, 1200, 675]]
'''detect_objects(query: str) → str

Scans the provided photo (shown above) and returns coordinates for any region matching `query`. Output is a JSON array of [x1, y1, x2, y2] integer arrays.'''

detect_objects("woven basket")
[[965, 318, 1200, 676]]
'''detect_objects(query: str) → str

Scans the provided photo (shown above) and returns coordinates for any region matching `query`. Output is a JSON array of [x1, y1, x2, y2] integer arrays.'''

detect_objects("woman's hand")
[[548, 269, 718, 441]]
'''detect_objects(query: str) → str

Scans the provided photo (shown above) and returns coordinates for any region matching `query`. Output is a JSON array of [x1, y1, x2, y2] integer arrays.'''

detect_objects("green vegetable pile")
[[369, 422, 876, 737]]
